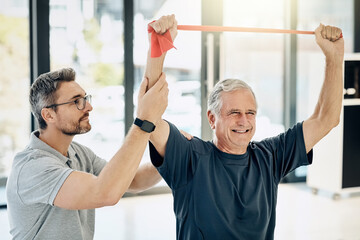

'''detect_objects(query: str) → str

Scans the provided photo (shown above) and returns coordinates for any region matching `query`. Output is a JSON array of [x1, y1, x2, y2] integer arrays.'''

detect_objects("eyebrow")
[[68, 93, 86, 101], [227, 108, 257, 114]]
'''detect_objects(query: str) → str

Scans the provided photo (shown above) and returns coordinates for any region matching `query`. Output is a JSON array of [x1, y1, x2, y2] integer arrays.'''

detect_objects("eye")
[[74, 98, 80, 104], [229, 111, 240, 115], [247, 111, 256, 115]]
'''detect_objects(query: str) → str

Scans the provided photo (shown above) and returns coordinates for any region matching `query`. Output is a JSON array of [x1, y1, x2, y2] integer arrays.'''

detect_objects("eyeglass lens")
[[76, 95, 91, 110]]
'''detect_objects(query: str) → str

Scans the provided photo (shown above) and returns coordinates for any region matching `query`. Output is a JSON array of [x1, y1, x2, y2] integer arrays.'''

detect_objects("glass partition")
[[50, 0, 125, 160], [223, 0, 285, 140], [0, 0, 30, 178], [296, 0, 354, 178], [134, 0, 202, 137], [134, 0, 202, 187]]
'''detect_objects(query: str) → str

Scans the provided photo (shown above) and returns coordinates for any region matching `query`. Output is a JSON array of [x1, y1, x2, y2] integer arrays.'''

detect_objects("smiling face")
[[208, 88, 257, 154]]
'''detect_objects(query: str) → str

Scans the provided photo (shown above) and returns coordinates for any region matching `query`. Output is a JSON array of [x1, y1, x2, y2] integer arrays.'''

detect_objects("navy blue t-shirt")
[[149, 121, 313, 240]]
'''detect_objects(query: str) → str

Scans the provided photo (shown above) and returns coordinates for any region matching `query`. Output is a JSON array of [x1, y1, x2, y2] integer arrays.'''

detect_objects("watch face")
[[142, 120, 155, 132]]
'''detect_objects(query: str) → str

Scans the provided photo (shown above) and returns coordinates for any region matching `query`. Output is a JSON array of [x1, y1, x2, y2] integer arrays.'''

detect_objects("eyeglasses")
[[45, 95, 92, 110]]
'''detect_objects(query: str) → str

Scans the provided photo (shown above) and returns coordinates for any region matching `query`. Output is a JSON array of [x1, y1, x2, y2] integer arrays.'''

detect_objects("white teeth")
[[233, 130, 247, 133]]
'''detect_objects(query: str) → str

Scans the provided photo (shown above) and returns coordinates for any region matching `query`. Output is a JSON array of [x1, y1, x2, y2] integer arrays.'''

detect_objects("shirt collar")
[[30, 130, 73, 164], [67, 144, 77, 160]]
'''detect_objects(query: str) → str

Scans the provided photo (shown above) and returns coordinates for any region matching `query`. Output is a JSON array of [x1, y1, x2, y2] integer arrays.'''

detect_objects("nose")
[[84, 100, 93, 112], [235, 114, 247, 125]]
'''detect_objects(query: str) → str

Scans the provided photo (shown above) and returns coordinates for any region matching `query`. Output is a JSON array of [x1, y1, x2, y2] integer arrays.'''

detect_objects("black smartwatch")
[[134, 118, 156, 133]]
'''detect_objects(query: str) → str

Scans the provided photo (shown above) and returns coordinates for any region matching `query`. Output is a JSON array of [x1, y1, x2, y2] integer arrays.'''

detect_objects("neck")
[[213, 138, 248, 155], [39, 128, 74, 157]]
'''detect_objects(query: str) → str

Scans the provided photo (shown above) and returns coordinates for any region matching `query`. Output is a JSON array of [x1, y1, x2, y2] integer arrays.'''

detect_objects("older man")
[[146, 15, 344, 239]]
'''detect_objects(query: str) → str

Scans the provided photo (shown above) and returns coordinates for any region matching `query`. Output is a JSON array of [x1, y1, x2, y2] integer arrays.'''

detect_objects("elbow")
[[332, 117, 340, 128], [328, 115, 340, 129], [93, 186, 125, 207], [316, 110, 340, 131], [102, 192, 125, 206], [126, 179, 143, 194]]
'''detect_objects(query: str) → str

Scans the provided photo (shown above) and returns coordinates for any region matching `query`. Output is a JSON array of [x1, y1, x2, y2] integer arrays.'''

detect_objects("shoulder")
[[250, 122, 306, 161], [13, 147, 63, 168], [9, 148, 68, 188], [70, 141, 98, 159], [189, 137, 214, 155], [70, 141, 92, 154], [24, 151, 66, 174], [167, 121, 213, 155], [257, 122, 304, 146]]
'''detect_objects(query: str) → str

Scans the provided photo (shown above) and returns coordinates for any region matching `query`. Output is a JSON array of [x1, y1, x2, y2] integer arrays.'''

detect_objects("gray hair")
[[207, 78, 257, 116], [30, 68, 76, 129]]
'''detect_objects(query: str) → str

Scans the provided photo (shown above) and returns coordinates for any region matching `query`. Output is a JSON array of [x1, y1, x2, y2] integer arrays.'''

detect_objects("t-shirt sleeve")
[[262, 121, 313, 182], [17, 155, 73, 205], [82, 145, 106, 176], [92, 156, 107, 176], [149, 121, 194, 190], [71, 142, 107, 176]]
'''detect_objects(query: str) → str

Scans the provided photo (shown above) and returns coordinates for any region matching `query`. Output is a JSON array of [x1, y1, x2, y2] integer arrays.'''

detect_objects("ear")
[[41, 108, 57, 125], [207, 110, 216, 129]]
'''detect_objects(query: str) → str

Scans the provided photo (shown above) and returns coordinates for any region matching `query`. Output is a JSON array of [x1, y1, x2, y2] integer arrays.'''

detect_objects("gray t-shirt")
[[6, 131, 107, 240]]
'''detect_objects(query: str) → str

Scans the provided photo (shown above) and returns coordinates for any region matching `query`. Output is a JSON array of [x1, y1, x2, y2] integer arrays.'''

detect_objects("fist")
[[319, 24, 342, 42], [315, 23, 344, 61], [149, 14, 178, 41]]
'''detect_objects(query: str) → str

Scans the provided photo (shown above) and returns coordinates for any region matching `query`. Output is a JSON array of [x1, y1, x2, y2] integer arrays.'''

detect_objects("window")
[[297, 0, 354, 122], [0, 0, 29, 177], [133, 0, 201, 187], [134, 0, 202, 137], [296, 0, 354, 177], [49, 0, 125, 160], [223, 0, 285, 140]]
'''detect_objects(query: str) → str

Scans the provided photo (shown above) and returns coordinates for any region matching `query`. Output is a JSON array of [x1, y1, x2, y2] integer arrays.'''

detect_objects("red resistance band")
[[147, 21, 176, 58]]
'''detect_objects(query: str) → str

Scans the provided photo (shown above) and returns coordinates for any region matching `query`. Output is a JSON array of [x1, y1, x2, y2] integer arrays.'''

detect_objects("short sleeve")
[[149, 122, 194, 190], [17, 156, 72, 205], [70, 141, 107, 176], [92, 156, 107, 176], [261, 122, 313, 182]]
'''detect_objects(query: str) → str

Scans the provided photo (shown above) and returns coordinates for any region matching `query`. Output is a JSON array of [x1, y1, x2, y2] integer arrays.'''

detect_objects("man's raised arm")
[[144, 15, 178, 157], [303, 24, 344, 153]]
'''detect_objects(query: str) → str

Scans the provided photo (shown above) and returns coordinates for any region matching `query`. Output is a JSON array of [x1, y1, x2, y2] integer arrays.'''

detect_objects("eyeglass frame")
[[45, 94, 92, 110]]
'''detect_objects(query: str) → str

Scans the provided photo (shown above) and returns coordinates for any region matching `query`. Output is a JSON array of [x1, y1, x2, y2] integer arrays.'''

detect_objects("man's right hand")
[[137, 72, 169, 125], [148, 14, 178, 42]]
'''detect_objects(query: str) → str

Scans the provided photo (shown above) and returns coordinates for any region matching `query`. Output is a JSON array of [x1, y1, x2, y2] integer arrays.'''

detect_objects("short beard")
[[61, 120, 91, 136], [62, 125, 91, 136]]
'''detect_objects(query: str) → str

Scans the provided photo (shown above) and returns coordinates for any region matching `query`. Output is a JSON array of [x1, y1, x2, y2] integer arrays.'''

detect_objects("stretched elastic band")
[[178, 25, 343, 38], [148, 23, 342, 58], [177, 25, 315, 35]]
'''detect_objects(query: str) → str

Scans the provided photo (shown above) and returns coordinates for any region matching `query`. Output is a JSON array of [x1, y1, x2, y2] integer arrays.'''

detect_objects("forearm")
[[127, 162, 162, 193], [144, 44, 170, 156], [95, 125, 151, 205], [312, 57, 343, 128], [304, 58, 343, 152], [144, 50, 166, 88]]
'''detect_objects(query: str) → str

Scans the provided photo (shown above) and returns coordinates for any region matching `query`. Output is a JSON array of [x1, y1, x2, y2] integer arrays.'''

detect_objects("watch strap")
[[134, 118, 156, 133]]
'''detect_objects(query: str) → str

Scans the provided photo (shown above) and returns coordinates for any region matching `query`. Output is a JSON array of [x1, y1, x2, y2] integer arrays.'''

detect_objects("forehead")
[[220, 89, 257, 110], [56, 81, 85, 101]]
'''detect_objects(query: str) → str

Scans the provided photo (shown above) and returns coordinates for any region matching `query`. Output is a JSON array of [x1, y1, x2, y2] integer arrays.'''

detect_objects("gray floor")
[[1, 183, 360, 239]]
